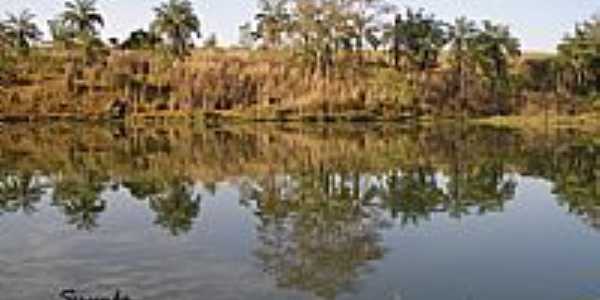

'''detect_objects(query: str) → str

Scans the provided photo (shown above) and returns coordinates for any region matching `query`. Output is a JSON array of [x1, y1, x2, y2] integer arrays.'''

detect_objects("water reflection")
[[1, 122, 600, 299], [0, 171, 44, 215], [550, 139, 600, 229], [240, 170, 388, 299], [148, 179, 201, 236]]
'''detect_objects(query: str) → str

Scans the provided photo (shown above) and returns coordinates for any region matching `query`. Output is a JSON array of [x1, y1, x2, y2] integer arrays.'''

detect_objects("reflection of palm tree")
[[122, 175, 166, 200], [447, 162, 516, 216], [243, 170, 386, 300], [61, 0, 104, 38], [149, 181, 201, 236], [0, 171, 44, 215], [52, 176, 106, 231], [151, 0, 201, 57], [377, 167, 447, 226], [553, 143, 600, 229], [2, 9, 42, 54]]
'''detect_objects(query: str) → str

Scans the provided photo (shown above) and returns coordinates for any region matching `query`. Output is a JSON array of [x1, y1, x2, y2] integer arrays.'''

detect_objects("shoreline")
[[3, 111, 600, 131]]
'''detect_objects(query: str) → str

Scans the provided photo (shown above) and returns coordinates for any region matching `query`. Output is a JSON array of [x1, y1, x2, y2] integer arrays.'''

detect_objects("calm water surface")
[[1, 123, 600, 300]]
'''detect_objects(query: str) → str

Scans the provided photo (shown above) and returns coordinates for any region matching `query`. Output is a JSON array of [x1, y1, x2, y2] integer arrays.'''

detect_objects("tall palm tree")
[[0, 22, 8, 48], [255, 0, 290, 49], [61, 0, 104, 39], [558, 16, 600, 97], [151, 0, 201, 57], [2, 9, 42, 54], [48, 18, 75, 49], [350, 0, 393, 63], [448, 17, 479, 109], [473, 20, 520, 114], [383, 8, 448, 114]]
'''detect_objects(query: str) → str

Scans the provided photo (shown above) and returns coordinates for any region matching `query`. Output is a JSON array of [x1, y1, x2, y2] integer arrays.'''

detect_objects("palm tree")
[[61, 0, 104, 39], [0, 22, 16, 83], [149, 181, 201, 236], [448, 17, 479, 111], [151, 0, 201, 57], [473, 20, 520, 114], [48, 18, 75, 49], [289, 0, 354, 77], [60, 0, 105, 65], [52, 176, 106, 231], [384, 8, 448, 114], [365, 26, 382, 51], [2, 9, 42, 54], [255, 0, 290, 49], [350, 0, 393, 63], [558, 16, 600, 98], [121, 29, 162, 50], [0, 22, 8, 48]]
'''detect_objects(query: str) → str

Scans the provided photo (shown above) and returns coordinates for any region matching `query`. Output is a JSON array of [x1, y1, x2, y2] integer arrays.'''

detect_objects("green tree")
[[289, 0, 354, 77], [2, 9, 42, 54], [255, 0, 291, 49], [52, 176, 106, 231], [557, 15, 600, 98], [60, 0, 106, 65], [349, 0, 393, 63], [151, 0, 202, 57], [448, 17, 479, 110], [0, 21, 9, 48], [384, 8, 448, 113], [61, 0, 104, 40], [472, 20, 521, 114], [365, 26, 382, 51], [203, 33, 218, 48], [48, 18, 75, 49], [121, 28, 162, 50], [238, 22, 255, 49]]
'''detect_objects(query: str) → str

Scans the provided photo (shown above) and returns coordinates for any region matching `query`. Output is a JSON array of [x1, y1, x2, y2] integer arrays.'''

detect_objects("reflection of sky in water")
[[1, 184, 309, 300], [2, 125, 600, 300], [1, 176, 599, 300]]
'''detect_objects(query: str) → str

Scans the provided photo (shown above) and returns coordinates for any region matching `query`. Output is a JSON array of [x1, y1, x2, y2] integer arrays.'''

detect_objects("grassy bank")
[[0, 47, 597, 124], [473, 113, 600, 132]]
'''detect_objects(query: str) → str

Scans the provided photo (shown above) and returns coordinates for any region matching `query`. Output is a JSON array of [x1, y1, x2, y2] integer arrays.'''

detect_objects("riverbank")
[[0, 109, 417, 123], [4, 48, 596, 125], [474, 113, 600, 132], [4, 109, 600, 132]]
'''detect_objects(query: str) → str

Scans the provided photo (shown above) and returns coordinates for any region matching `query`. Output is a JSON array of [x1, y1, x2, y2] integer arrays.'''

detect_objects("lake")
[[1, 122, 600, 300]]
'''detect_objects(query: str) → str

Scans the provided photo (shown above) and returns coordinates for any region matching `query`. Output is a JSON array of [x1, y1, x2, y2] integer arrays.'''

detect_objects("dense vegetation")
[[1, 122, 600, 241], [3, 122, 600, 297], [0, 0, 599, 120]]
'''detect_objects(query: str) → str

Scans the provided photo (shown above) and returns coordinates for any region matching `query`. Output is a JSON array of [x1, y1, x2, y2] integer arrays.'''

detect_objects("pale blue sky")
[[3, 0, 599, 51]]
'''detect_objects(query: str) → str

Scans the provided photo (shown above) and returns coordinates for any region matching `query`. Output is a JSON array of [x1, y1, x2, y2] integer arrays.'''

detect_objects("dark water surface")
[[1, 122, 600, 300]]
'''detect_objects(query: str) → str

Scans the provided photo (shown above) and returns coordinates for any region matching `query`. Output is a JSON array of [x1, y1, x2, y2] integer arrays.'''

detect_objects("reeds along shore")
[[0, 0, 599, 121]]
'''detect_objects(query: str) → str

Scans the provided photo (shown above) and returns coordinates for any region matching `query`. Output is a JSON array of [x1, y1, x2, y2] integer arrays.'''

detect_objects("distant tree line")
[[0, 0, 599, 116]]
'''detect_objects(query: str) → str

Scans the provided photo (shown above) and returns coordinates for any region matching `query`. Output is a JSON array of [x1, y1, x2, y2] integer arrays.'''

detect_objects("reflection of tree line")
[[2, 123, 600, 230], [239, 167, 388, 300], [0, 171, 45, 216], [0, 124, 203, 234], [3, 124, 600, 298], [544, 140, 600, 229]]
